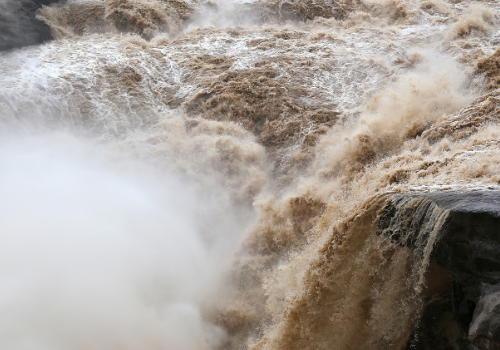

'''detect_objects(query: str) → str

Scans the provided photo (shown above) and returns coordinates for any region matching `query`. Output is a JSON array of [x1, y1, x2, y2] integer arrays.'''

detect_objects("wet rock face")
[[379, 191, 500, 350], [469, 292, 500, 350], [0, 0, 60, 51]]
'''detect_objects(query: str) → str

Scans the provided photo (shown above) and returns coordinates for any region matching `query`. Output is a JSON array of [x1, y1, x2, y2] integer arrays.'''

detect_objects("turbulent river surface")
[[2, 0, 500, 349]]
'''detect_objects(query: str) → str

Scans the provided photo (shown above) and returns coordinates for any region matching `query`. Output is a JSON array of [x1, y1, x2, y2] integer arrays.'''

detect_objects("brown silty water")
[[2, 0, 500, 348]]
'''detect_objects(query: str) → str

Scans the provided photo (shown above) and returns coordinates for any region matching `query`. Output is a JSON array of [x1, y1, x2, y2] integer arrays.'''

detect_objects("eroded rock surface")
[[379, 190, 500, 350], [470, 292, 500, 350]]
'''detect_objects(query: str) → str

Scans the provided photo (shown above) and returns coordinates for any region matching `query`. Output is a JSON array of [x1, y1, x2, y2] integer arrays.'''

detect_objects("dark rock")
[[469, 292, 500, 350], [0, 0, 61, 51], [378, 190, 500, 350]]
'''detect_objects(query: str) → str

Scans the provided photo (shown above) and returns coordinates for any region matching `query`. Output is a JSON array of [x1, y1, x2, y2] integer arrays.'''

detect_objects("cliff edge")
[[379, 190, 500, 350]]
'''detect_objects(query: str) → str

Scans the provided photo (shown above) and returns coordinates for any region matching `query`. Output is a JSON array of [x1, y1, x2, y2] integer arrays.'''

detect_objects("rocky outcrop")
[[378, 190, 500, 350], [0, 0, 60, 51], [470, 292, 500, 350]]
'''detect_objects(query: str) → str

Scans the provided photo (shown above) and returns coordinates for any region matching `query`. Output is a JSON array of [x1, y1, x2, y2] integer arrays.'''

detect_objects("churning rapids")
[[2, 0, 500, 349]]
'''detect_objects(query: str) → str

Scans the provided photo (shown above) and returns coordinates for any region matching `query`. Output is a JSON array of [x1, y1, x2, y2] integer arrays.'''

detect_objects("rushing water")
[[1, 0, 500, 349]]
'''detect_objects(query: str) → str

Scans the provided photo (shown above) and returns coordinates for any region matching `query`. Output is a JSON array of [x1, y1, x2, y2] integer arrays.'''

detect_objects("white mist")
[[0, 133, 228, 350]]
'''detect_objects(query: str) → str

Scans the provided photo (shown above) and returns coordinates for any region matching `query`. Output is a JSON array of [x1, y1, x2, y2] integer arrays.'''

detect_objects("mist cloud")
[[0, 133, 229, 350]]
